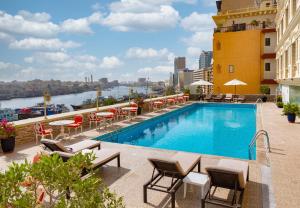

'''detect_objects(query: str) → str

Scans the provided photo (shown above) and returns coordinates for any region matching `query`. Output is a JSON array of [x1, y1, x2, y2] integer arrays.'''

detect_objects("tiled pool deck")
[[1, 102, 299, 207]]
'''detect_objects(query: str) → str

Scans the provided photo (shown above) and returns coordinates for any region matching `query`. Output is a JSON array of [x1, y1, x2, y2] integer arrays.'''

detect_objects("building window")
[[216, 41, 221, 50], [228, 65, 234, 73], [265, 38, 271, 46], [265, 63, 271, 71]]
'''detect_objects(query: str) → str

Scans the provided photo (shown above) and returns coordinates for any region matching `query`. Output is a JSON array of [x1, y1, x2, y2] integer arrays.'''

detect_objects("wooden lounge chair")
[[204, 94, 213, 102], [224, 94, 233, 102], [202, 159, 249, 208], [41, 138, 101, 153], [237, 95, 246, 103], [144, 152, 201, 208], [53, 149, 121, 172], [214, 94, 225, 102]]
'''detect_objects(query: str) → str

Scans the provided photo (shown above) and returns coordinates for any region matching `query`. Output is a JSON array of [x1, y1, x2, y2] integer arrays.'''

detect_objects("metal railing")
[[214, 22, 276, 33], [249, 130, 271, 160]]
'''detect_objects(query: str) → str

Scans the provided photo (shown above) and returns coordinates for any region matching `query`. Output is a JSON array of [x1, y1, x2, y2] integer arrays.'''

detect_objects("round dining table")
[[96, 112, 114, 129], [49, 120, 74, 140], [121, 107, 138, 120]]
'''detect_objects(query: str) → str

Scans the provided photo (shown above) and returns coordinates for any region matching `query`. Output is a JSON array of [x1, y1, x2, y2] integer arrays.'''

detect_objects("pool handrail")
[[248, 129, 271, 160]]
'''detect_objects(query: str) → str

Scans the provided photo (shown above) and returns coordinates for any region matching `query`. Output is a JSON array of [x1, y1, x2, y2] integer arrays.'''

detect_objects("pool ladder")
[[248, 130, 271, 160]]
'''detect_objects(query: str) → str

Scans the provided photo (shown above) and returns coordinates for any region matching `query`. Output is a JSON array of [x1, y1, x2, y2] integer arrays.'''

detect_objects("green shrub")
[[183, 87, 190, 95], [276, 102, 283, 108], [276, 95, 282, 102], [103, 98, 117, 106], [260, 86, 270, 95], [0, 153, 125, 208], [283, 103, 300, 115]]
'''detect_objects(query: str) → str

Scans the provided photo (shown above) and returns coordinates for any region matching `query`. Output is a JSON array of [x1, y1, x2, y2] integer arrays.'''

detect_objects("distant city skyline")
[[0, 0, 215, 82]]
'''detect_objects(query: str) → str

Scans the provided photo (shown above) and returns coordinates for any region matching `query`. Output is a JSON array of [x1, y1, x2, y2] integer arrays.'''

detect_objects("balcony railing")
[[214, 22, 276, 33], [218, 4, 277, 15]]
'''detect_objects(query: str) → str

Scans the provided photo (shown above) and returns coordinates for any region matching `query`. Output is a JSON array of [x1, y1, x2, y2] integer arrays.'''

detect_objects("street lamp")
[[96, 87, 101, 112], [43, 91, 51, 119]]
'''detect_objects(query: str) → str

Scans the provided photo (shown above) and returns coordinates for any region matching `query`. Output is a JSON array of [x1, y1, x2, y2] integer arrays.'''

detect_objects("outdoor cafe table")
[[49, 120, 74, 140], [121, 107, 138, 120], [96, 112, 114, 128], [183, 95, 189, 102], [153, 101, 164, 110]]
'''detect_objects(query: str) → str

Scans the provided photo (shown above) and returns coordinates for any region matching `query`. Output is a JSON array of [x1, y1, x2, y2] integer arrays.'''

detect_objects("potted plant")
[[260, 86, 270, 102], [276, 102, 284, 108], [250, 20, 259, 26], [283, 103, 299, 123], [0, 119, 16, 153]]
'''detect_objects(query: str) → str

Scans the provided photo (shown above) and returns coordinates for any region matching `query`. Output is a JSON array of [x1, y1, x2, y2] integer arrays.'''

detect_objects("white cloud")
[[17, 10, 51, 22], [9, 38, 81, 50], [24, 57, 34, 63], [102, 5, 180, 32], [60, 12, 102, 34], [100, 56, 123, 69], [138, 65, 173, 75], [181, 12, 214, 32], [182, 31, 212, 48], [187, 47, 202, 57], [126, 47, 175, 63], [0, 10, 59, 37]]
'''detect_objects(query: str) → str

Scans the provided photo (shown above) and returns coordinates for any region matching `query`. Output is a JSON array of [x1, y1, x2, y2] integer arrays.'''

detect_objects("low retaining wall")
[[13, 95, 181, 146]]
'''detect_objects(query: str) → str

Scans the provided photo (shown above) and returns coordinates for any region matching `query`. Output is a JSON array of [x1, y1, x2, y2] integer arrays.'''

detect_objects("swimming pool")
[[96, 103, 257, 160]]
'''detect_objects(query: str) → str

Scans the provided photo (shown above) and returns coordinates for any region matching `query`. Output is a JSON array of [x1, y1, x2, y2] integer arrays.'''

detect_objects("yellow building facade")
[[212, 0, 278, 95]]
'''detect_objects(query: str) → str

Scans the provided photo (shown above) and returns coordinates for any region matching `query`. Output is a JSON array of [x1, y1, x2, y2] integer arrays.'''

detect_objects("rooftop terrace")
[[1, 101, 300, 207]]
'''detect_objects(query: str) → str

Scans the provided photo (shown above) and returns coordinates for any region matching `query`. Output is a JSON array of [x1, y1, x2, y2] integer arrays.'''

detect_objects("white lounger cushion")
[[53, 148, 120, 169], [91, 149, 120, 169], [149, 152, 201, 176], [65, 140, 100, 153], [215, 159, 249, 189]]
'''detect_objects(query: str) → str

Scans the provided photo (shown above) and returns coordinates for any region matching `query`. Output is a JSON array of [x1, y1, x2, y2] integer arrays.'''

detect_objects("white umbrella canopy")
[[224, 79, 247, 95], [224, 79, 247, 86], [191, 79, 213, 86]]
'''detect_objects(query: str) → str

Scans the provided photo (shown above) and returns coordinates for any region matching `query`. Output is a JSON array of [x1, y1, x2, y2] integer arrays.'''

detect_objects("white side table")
[[183, 172, 210, 199]]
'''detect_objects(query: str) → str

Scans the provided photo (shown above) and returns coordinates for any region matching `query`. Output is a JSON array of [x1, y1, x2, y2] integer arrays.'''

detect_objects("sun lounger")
[[214, 94, 224, 102], [41, 138, 101, 153], [224, 94, 233, 102], [202, 159, 249, 208], [237, 95, 246, 103], [204, 94, 213, 102], [144, 152, 201, 208], [54, 149, 120, 171]]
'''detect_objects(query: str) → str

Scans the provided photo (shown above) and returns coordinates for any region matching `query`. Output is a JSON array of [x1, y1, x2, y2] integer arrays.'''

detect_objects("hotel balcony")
[[214, 22, 276, 33]]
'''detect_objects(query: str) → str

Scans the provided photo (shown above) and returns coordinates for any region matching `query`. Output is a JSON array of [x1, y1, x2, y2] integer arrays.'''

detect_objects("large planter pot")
[[287, 113, 296, 123], [1, 136, 15, 153]]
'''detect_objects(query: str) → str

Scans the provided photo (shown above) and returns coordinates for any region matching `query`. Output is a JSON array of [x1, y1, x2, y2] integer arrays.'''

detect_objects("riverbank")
[[0, 86, 150, 110]]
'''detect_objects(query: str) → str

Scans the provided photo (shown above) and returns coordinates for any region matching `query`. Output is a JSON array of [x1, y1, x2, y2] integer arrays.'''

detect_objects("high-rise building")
[[199, 51, 213, 69], [193, 67, 214, 94], [178, 69, 194, 89], [174, 57, 186, 86], [212, 0, 278, 95], [276, 0, 300, 104]]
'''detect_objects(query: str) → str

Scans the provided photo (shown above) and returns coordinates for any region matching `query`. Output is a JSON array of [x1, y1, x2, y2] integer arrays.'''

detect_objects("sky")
[[0, 0, 216, 82]]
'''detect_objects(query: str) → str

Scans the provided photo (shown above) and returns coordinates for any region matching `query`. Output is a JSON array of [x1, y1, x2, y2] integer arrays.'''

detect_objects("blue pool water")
[[96, 103, 257, 159]]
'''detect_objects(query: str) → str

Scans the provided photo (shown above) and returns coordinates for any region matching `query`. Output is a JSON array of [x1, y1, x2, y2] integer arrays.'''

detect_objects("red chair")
[[117, 108, 128, 120], [130, 103, 138, 117], [34, 122, 53, 144], [88, 112, 103, 128], [67, 114, 83, 134]]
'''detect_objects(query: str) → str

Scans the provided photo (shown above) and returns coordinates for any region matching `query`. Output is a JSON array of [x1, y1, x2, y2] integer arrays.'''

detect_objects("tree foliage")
[[0, 153, 125, 208]]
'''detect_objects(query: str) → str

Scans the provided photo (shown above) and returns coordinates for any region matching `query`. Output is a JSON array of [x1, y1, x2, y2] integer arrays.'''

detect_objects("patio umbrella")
[[191, 80, 213, 98], [224, 79, 247, 95], [191, 79, 213, 86]]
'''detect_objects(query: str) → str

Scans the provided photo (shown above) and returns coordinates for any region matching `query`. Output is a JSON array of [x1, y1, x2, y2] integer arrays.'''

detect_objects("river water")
[[0, 86, 150, 110]]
